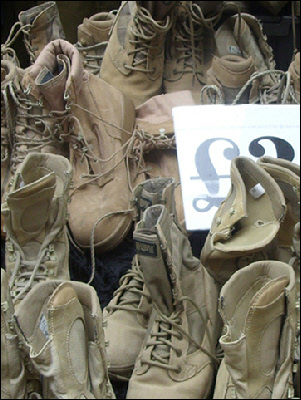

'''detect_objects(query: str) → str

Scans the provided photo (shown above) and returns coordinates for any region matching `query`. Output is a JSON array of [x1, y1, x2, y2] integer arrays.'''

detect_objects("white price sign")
[[172, 104, 300, 231]]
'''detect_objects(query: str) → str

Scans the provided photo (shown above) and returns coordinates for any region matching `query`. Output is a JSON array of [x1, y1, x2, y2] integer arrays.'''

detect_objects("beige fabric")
[[1, 152, 72, 307], [14, 280, 115, 399], [213, 260, 296, 399], [127, 204, 221, 399]]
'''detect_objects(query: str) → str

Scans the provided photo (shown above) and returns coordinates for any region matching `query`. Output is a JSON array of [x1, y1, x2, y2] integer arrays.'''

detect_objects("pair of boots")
[[99, 1, 296, 106], [104, 157, 300, 398], [201, 155, 300, 398], [1, 36, 137, 254], [1, 0, 112, 75]]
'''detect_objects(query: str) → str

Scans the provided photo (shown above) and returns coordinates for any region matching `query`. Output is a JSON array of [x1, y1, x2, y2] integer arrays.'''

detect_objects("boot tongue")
[[6, 172, 56, 248], [134, 205, 175, 316]]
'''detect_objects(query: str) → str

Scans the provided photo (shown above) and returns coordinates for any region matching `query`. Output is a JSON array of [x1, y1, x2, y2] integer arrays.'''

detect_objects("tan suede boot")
[[75, 11, 116, 76], [1, 268, 27, 399], [256, 156, 300, 264], [103, 178, 181, 381], [288, 51, 300, 104], [200, 54, 256, 104], [213, 260, 296, 399], [1, 152, 72, 307], [256, 157, 300, 364], [1, 58, 68, 201], [163, 1, 216, 103], [14, 280, 115, 399], [214, 12, 283, 104], [200, 156, 286, 285], [18, 1, 66, 64], [22, 39, 136, 254], [100, 1, 172, 107], [126, 204, 222, 399]]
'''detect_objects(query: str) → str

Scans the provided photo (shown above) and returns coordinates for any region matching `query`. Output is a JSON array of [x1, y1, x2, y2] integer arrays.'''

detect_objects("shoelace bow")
[[105, 259, 151, 315]]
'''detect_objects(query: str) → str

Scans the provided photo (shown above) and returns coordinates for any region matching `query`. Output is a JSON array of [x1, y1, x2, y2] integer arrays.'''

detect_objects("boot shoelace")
[[105, 257, 151, 316], [139, 222, 220, 372], [6, 81, 66, 175], [232, 69, 294, 105], [139, 298, 220, 373], [8, 243, 57, 304], [119, 2, 172, 73], [201, 69, 294, 105], [169, 1, 243, 81], [74, 40, 109, 75], [1, 45, 20, 67], [2, 21, 37, 64], [168, 1, 219, 81]]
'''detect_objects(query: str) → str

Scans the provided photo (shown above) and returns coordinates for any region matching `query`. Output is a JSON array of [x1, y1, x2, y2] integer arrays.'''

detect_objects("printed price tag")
[[172, 104, 300, 231]]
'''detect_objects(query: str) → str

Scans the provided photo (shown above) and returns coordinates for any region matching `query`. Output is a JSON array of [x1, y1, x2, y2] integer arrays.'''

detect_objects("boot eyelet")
[[176, 349, 182, 357]]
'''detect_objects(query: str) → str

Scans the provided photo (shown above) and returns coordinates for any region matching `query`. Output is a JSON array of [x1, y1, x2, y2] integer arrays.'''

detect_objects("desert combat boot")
[[100, 1, 172, 107], [201, 156, 286, 285], [103, 177, 181, 381], [213, 12, 283, 104], [18, 1, 66, 64], [75, 11, 116, 76], [126, 204, 222, 399], [1, 152, 72, 307], [163, 1, 216, 103], [22, 39, 136, 253], [14, 280, 115, 399], [213, 260, 296, 399]]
